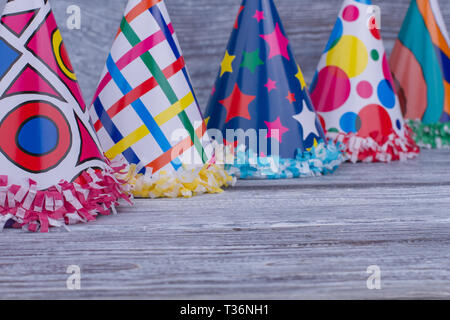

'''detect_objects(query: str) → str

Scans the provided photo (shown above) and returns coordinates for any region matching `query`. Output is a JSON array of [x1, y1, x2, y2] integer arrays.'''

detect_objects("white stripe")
[[3, 0, 44, 15], [430, 0, 450, 46]]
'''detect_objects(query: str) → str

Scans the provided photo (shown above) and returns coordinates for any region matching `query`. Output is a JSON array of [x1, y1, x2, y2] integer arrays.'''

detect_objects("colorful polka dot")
[[342, 5, 359, 22], [326, 35, 368, 78], [396, 119, 402, 131], [310, 66, 351, 112], [357, 81, 373, 99], [324, 18, 343, 53], [368, 16, 381, 40], [377, 79, 396, 109], [371, 49, 379, 61], [357, 104, 393, 139], [340, 112, 362, 133], [382, 53, 395, 88]]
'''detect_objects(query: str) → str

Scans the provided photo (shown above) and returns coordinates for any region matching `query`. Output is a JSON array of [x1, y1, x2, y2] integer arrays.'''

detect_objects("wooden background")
[[2, 0, 448, 111]]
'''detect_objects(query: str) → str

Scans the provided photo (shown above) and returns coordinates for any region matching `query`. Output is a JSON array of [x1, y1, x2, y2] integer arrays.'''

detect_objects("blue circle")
[[377, 79, 396, 109], [354, 0, 372, 4], [17, 117, 58, 155], [396, 119, 402, 130], [324, 18, 343, 53], [340, 112, 362, 133]]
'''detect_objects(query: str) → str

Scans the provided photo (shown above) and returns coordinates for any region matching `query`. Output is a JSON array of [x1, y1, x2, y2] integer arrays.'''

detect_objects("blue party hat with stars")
[[205, 0, 343, 179]]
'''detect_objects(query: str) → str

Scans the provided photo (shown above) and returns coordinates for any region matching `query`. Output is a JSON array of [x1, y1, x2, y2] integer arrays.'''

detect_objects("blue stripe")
[[106, 55, 181, 171], [148, 6, 202, 115], [93, 97, 141, 166]]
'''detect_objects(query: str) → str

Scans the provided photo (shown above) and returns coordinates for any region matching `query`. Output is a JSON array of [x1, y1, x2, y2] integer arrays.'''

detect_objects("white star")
[[292, 100, 319, 140]]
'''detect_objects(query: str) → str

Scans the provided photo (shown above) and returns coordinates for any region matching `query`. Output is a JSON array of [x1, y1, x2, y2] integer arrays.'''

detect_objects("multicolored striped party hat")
[[390, 0, 450, 148], [90, 0, 233, 198], [204, 0, 343, 179], [311, 0, 420, 163], [0, 0, 130, 232]]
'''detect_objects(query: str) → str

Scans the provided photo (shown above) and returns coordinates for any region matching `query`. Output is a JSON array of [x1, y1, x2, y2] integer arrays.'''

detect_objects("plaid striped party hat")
[[90, 0, 233, 198], [0, 0, 130, 232]]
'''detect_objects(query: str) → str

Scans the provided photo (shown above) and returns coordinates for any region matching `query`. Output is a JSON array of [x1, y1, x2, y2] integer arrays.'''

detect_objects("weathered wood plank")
[[0, 149, 449, 299]]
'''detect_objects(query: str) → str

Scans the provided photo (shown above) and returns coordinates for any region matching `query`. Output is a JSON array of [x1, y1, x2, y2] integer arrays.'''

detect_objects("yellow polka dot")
[[326, 35, 368, 78]]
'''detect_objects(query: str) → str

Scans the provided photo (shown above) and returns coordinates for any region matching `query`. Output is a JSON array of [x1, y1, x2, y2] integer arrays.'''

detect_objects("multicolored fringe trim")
[[226, 140, 343, 179], [407, 120, 450, 149], [328, 124, 420, 163], [126, 164, 235, 198], [0, 159, 131, 233]]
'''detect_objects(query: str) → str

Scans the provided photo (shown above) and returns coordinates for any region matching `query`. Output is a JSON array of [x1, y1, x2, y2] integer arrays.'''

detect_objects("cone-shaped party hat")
[[204, 0, 343, 179], [90, 0, 233, 198], [0, 0, 130, 232], [390, 0, 450, 148], [311, 0, 420, 163]]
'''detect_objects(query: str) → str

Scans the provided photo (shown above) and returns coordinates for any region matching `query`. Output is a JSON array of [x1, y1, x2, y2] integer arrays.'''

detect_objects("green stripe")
[[120, 18, 207, 163], [398, 0, 444, 124]]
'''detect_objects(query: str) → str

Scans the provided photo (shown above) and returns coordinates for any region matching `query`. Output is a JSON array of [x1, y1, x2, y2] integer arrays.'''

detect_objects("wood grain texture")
[[1, 149, 450, 300], [1, 0, 447, 112]]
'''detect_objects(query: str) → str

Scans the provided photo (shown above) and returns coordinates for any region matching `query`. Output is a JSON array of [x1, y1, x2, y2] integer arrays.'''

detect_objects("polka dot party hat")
[[310, 0, 420, 163], [89, 0, 233, 198], [390, 0, 450, 149], [205, 0, 343, 179], [0, 0, 130, 232]]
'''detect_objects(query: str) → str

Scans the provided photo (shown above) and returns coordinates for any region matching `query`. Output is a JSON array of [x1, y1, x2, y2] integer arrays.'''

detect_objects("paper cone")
[[204, 0, 343, 179], [0, 0, 130, 232], [311, 0, 420, 163], [89, 0, 233, 198], [390, 0, 450, 148]]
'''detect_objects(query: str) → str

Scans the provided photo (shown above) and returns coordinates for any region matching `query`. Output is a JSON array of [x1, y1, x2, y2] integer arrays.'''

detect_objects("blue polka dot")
[[324, 18, 343, 53], [340, 112, 362, 133], [354, 0, 372, 4], [377, 79, 396, 109], [18, 117, 58, 155], [396, 119, 402, 130]]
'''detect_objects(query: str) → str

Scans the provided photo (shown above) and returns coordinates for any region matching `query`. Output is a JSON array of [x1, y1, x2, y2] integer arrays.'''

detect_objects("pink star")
[[265, 117, 290, 143], [253, 10, 265, 22], [265, 78, 277, 92], [211, 85, 216, 96], [259, 23, 290, 60]]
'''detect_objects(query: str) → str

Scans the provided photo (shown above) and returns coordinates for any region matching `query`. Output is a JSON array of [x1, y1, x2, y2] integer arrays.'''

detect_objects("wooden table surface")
[[1, 149, 449, 300]]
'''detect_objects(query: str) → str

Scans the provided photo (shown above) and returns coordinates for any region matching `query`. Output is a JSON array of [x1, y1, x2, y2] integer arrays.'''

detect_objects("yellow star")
[[220, 51, 235, 77], [295, 64, 307, 89], [204, 116, 210, 126], [307, 138, 319, 152]]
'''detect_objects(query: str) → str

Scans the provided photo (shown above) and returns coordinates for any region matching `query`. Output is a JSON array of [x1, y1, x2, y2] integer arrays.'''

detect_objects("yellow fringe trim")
[[124, 164, 235, 198]]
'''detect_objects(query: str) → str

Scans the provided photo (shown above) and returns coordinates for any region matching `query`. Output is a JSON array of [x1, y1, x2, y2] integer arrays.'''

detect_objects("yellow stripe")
[[105, 125, 149, 159], [154, 92, 195, 126]]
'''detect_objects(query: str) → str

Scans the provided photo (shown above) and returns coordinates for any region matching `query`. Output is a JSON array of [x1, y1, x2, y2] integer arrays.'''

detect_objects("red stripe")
[[93, 24, 174, 106], [94, 56, 186, 131], [146, 123, 205, 173]]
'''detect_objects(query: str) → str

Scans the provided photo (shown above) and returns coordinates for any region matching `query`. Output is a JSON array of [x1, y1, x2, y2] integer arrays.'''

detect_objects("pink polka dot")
[[342, 5, 359, 22], [311, 66, 351, 112], [357, 81, 373, 99]]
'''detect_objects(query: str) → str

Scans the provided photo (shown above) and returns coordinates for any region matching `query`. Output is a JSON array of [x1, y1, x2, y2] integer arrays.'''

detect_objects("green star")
[[240, 49, 264, 73]]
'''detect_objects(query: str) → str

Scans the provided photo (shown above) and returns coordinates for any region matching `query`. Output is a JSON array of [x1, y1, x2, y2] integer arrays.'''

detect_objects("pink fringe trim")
[[0, 159, 131, 233], [328, 124, 420, 163]]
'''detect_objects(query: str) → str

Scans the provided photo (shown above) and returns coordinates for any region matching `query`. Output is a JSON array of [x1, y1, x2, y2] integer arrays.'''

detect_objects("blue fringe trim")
[[226, 140, 344, 179]]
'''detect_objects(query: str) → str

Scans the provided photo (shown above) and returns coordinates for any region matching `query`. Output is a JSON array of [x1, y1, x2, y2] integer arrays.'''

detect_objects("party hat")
[[311, 0, 420, 163], [390, 0, 450, 149], [0, 0, 130, 232], [204, 0, 343, 179], [90, 0, 233, 198]]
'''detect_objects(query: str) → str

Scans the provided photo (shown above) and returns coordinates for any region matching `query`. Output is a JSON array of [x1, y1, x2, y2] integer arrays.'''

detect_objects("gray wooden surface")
[[1, 0, 448, 112], [1, 149, 450, 300]]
